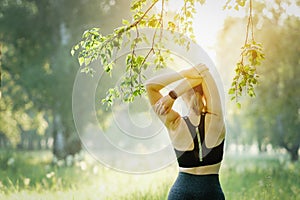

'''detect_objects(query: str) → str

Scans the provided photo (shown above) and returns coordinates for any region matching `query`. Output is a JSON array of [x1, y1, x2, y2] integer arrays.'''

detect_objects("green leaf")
[[85, 57, 91, 66], [126, 54, 132, 65], [78, 57, 84, 66], [80, 67, 88, 73], [148, 18, 158, 27], [104, 63, 113, 74], [136, 56, 144, 65], [70, 49, 75, 56], [237, 0, 246, 7], [228, 88, 235, 95], [198, 0, 206, 5], [122, 19, 130, 25]]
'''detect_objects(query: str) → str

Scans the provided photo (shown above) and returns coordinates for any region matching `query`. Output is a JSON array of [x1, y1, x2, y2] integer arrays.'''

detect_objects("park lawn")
[[0, 150, 299, 200]]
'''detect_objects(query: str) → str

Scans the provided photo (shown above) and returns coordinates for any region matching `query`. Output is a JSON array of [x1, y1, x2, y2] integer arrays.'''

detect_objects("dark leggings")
[[168, 172, 225, 200]]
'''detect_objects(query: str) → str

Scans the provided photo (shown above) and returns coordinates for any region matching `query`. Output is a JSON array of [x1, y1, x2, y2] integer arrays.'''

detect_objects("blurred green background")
[[0, 0, 299, 199]]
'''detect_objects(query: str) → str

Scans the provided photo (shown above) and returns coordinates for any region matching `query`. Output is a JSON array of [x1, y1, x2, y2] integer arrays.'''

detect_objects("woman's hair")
[[181, 84, 206, 108], [192, 84, 204, 96]]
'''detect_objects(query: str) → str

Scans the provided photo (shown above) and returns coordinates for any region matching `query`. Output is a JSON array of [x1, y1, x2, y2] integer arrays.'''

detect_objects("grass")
[[0, 150, 299, 200], [221, 153, 300, 200]]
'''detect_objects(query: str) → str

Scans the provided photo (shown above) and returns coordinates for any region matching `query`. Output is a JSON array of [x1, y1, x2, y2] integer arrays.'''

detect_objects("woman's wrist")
[[195, 63, 209, 74]]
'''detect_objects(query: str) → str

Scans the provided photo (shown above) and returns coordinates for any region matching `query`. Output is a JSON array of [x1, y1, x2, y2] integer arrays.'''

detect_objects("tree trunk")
[[276, 115, 299, 162], [289, 146, 299, 162], [52, 114, 66, 159], [16, 125, 26, 150], [28, 131, 34, 150], [37, 137, 42, 150], [65, 133, 81, 156], [0, 132, 7, 148], [257, 140, 266, 153]]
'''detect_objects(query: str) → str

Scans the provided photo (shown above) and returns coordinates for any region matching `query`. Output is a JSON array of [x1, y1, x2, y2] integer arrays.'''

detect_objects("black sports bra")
[[174, 112, 224, 168]]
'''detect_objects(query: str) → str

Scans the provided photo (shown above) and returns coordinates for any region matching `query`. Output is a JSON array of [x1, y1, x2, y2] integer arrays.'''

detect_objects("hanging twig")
[[229, 0, 265, 106], [0, 43, 2, 99]]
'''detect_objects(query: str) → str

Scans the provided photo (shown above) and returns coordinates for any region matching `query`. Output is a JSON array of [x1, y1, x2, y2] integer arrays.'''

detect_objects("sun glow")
[[161, 0, 246, 63]]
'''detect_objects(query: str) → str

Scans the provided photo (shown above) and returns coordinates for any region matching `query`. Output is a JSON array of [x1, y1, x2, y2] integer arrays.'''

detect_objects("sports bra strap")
[[183, 116, 197, 141]]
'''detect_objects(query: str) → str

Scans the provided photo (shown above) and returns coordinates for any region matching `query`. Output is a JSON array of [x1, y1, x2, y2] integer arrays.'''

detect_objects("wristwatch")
[[168, 90, 178, 100]]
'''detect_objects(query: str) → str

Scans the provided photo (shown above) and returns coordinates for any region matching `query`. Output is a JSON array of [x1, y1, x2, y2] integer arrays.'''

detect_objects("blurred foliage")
[[217, 0, 300, 161], [253, 14, 300, 161], [0, 71, 48, 146], [0, 0, 131, 157]]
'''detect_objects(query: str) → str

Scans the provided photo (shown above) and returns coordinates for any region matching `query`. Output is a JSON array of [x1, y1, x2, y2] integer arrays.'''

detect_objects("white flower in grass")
[[93, 166, 99, 174], [80, 161, 87, 171], [7, 158, 15, 166], [46, 171, 55, 179], [23, 178, 30, 186]]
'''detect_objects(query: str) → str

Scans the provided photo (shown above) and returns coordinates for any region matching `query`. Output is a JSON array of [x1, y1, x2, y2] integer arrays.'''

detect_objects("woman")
[[146, 64, 225, 200]]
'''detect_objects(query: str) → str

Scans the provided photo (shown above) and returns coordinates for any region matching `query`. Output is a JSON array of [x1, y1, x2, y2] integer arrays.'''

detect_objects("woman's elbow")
[[145, 82, 160, 92], [145, 82, 153, 92]]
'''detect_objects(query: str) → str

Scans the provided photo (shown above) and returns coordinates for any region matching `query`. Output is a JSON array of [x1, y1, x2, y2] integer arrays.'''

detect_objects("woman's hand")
[[180, 63, 209, 79], [154, 95, 175, 115]]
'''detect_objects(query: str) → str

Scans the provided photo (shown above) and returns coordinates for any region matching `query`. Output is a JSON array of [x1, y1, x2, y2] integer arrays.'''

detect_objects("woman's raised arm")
[[145, 64, 208, 105], [145, 64, 208, 129]]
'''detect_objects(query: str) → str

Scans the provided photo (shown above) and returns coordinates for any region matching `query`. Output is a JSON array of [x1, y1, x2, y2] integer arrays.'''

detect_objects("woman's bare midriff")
[[179, 162, 221, 175]]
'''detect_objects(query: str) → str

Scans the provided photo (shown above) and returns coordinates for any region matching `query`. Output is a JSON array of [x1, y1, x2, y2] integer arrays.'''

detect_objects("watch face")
[[169, 91, 178, 99]]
